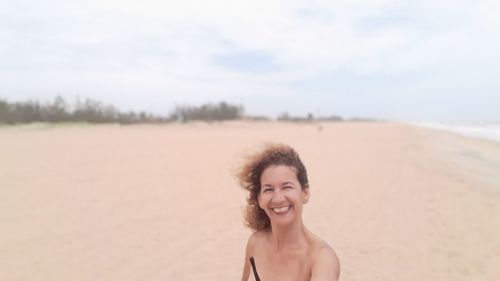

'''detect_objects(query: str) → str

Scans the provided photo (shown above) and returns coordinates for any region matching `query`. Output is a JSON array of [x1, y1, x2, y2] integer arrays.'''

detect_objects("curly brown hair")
[[237, 143, 309, 231]]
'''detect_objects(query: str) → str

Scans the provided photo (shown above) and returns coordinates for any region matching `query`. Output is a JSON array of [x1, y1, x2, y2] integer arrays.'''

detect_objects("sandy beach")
[[1, 121, 499, 281]]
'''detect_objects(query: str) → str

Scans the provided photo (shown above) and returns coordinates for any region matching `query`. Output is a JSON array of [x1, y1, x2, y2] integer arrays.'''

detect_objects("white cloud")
[[1, 0, 500, 120]]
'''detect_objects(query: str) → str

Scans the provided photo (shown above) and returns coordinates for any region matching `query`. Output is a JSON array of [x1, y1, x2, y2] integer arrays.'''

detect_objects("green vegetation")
[[0, 96, 360, 125], [277, 112, 343, 122], [0, 97, 244, 124], [169, 102, 244, 122], [0, 96, 169, 124]]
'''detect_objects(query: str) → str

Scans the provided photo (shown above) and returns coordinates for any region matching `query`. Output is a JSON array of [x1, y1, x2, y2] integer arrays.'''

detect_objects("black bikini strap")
[[249, 256, 262, 281]]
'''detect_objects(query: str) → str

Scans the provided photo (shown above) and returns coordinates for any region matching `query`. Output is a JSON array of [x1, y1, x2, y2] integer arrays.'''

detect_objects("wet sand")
[[1, 122, 499, 281]]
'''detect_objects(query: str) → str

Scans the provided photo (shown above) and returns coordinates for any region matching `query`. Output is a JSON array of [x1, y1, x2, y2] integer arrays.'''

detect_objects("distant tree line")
[[0, 97, 246, 124], [276, 112, 377, 122], [0, 96, 362, 125], [169, 102, 244, 122], [277, 112, 343, 122], [0, 96, 169, 124]]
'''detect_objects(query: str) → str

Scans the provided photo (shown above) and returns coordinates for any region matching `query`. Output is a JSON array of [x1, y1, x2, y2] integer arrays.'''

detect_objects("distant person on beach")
[[238, 144, 340, 281]]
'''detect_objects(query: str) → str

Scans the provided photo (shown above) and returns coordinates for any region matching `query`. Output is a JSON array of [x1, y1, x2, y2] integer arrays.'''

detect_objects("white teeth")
[[273, 206, 291, 213]]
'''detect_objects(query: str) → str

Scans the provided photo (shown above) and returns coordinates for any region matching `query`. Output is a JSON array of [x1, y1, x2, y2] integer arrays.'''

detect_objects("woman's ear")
[[302, 187, 310, 204]]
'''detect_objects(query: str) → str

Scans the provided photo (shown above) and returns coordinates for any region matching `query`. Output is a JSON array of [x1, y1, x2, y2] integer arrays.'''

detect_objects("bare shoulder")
[[310, 240, 341, 281], [312, 240, 340, 262], [242, 231, 267, 281], [246, 231, 268, 252]]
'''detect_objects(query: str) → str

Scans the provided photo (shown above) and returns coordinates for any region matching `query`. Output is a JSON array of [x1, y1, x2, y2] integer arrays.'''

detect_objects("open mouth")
[[272, 205, 292, 216]]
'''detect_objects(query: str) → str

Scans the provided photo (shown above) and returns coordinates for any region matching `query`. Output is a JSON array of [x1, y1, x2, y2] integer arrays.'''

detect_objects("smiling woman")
[[237, 144, 340, 281]]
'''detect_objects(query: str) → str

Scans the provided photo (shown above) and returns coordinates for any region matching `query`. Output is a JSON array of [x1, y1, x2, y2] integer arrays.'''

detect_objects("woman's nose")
[[271, 191, 286, 203]]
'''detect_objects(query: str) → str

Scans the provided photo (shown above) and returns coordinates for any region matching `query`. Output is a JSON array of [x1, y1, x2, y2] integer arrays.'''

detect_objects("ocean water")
[[413, 122, 500, 143]]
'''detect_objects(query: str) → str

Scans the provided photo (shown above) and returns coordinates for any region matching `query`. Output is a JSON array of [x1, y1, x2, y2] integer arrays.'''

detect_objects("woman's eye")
[[263, 188, 272, 192], [284, 186, 292, 189]]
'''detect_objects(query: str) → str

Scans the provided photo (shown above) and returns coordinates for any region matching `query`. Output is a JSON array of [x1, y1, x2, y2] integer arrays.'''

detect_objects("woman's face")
[[258, 165, 309, 227]]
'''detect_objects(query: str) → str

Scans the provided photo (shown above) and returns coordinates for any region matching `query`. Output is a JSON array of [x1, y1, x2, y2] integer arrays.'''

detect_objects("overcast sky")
[[1, 0, 500, 121]]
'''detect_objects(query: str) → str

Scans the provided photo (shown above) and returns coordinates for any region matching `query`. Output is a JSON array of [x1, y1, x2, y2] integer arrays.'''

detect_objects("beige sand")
[[1, 122, 499, 281]]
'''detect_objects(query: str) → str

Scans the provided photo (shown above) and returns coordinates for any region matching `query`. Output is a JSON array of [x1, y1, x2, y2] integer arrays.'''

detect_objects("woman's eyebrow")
[[281, 181, 294, 186]]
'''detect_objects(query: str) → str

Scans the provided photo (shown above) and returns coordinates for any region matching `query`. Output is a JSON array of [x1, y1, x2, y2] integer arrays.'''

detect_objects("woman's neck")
[[269, 220, 309, 253]]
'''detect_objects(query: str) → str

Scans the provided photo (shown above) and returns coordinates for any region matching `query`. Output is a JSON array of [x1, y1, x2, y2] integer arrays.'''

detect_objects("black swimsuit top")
[[249, 256, 262, 281]]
